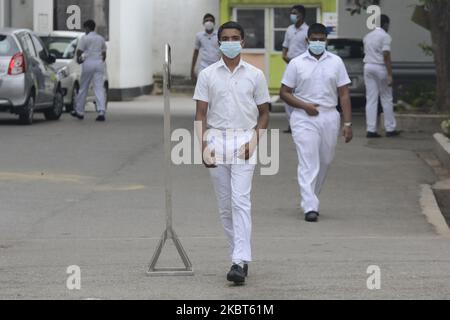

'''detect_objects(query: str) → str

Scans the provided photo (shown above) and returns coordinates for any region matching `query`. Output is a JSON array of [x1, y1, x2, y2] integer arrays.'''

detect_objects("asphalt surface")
[[0, 95, 449, 300]]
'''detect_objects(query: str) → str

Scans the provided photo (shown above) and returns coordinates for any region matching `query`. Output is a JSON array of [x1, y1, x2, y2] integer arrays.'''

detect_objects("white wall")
[[152, 0, 220, 76], [11, 0, 34, 29], [338, 0, 433, 62], [33, 0, 53, 32], [112, 0, 153, 90]]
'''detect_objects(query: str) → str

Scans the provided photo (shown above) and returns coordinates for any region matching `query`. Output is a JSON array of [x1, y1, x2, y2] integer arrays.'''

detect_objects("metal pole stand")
[[147, 44, 194, 277]]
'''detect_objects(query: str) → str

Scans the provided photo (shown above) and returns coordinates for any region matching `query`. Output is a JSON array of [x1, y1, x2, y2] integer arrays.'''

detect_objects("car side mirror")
[[48, 54, 56, 64]]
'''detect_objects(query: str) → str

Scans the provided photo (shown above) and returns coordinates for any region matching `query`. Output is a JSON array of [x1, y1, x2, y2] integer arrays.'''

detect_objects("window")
[[31, 35, 50, 61], [0, 35, 19, 57], [273, 7, 319, 52], [53, 0, 109, 40], [41, 37, 78, 59], [236, 9, 265, 49], [327, 39, 364, 59], [19, 33, 37, 58]]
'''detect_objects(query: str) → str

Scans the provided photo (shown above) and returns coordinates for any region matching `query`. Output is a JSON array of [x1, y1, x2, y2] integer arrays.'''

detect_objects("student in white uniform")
[[280, 23, 353, 223], [71, 20, 107, 122], [363, 14, 401, 138], [191, 14, 221, 83], [194, 22, 270, 285], [282, 5, 309, 134]]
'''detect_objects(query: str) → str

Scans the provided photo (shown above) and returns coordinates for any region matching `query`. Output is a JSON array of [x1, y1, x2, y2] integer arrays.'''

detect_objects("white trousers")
[[291, 108, 340, 213], [76, 59, 106, 116], [209, 164, 256, 264], [364, 63, 397, 133]]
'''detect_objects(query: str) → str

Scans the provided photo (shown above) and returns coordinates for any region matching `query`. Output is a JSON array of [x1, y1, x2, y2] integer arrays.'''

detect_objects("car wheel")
[[44, 89, 64, 121], [67, 84, 79, 113], [18, 95, 35, 125]]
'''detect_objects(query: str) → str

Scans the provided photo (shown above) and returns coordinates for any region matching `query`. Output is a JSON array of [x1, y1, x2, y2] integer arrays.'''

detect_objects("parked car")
[[327, 38, 366, 100], [0, 28, 64, 125], [38, 31, 109, 112]]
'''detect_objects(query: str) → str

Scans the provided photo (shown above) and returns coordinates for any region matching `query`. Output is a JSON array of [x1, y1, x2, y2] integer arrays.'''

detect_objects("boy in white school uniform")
[[280, 23, 353, 223], [194, 21, 270, 285]]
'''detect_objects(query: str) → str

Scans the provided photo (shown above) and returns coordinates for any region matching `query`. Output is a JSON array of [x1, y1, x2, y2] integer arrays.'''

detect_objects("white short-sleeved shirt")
[[282, 51, 351, 109], [363, 27, 392, 65], [282, 23, 309, 60], [78, 31, 107, 61], [193, 59, 271, 130], [195, 30, 221, 71]]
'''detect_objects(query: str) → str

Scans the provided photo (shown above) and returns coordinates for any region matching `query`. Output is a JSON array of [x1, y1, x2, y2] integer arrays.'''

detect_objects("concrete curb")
[[434, 133, 450, 172], [420, 184, 450, 237]]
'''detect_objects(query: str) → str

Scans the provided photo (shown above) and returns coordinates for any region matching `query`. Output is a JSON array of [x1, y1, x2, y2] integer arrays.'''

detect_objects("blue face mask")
[[308, 41, 327, 55], [220, 41, 242, 59], [290, 14, 298, 24]]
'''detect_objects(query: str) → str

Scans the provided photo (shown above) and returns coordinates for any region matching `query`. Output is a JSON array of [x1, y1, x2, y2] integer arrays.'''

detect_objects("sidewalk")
[[0, 95, 449, 300]]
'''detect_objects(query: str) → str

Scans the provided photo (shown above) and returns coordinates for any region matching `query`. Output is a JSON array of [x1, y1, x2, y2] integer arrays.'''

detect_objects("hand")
[[202, 147, 217, 168], [238, 142, 256, 160], [343, 127, 353, 144], [387, 75, 393, 87], [303, 103, 320, 116]]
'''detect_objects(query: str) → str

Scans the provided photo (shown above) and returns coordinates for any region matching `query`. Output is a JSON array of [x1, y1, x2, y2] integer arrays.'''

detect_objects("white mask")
[[204, 21, 215, 32]]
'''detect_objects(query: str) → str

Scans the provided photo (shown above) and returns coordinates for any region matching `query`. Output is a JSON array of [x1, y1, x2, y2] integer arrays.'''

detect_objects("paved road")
[[0, 95, 449, 300]]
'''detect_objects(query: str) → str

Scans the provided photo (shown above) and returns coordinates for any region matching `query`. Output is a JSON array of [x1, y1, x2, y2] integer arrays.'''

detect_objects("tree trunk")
[[428, 0, 450, 114]]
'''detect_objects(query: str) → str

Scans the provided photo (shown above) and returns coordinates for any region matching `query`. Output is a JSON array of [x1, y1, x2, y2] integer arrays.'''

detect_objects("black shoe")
[[367, 132, 382, 138], [243, 264, 248, 277], [227, 265, 246, 284], [96, 115, 106, 122], [386, 130, 402, 137], [305, 211, 319, 223], [283, 126, 292, 134], [70, 111, 84, 120]]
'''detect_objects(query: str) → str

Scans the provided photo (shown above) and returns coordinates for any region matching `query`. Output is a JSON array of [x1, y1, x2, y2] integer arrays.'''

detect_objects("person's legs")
[[75, 62, 94, 116], [316, 110, 341, 196], [230, 164, 256, 265], [378, 67, 397, 133], [291, 111, 321, 214], [209, 165, 234, 259], [364, 64, 381, 133], [92, 63, 106, 116]]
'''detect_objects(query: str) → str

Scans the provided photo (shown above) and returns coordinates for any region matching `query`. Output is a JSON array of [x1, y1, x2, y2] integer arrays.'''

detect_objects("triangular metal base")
[[147, 227, 194, 276]]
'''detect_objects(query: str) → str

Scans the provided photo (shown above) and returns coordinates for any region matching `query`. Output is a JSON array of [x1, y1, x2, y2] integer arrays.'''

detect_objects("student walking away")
[[281, 5, 309, 134], [191, 14, 221, 83], [280, 23, 353, 223], [363, 14, 401, 138], [71, 20, 107, 122], [194, 22, 270, 285]]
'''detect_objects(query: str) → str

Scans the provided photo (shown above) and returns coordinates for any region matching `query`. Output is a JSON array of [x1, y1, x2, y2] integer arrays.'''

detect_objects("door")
[[31, 34, 56, 106]]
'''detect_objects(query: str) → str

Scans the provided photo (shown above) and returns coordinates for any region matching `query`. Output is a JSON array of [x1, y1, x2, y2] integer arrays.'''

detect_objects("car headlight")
[[58, 66, 70, 79]]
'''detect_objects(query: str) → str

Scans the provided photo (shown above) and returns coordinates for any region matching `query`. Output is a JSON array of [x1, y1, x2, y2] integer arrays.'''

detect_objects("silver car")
[[38, 31, 109, 112], [327, 38, 366, 100], [0, 28, 64, 125]]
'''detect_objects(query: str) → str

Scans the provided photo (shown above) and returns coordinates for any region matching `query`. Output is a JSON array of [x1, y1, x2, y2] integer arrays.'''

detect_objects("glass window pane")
[[236, 9, 265, 49], [274, 31, 286, 51], [0, 35, 19, 57], [274, 8, 291, 29], [305, 8, 318, 26]]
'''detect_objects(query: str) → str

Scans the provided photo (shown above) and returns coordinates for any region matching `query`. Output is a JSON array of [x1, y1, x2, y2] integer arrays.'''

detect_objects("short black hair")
[[307, 23, 328, 38], [218, 21, 245, 41], [203, 13, 215, 22], [291, 5, 306, 17], [381, 14, 390, 27], [83, 20, 96, 31]]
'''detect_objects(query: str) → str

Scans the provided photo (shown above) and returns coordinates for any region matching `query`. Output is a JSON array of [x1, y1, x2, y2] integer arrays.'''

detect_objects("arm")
[[383, 51, 393, 86], [282, 48, 290, 64], [195, 101, 216, 168], [338, 85, 353, 143], [280, 85, 319, 116], [191, 49, 199, 82], [239, 104, 270, 160]]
